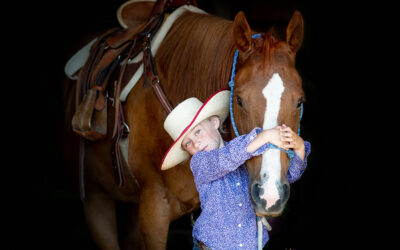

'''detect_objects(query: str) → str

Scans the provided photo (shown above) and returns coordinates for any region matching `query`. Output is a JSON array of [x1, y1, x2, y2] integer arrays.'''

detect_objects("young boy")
[[161, 90, 311, 249]]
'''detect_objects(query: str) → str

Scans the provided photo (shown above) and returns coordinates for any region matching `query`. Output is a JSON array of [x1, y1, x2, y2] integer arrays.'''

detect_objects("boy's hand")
[[247, 125, 305, 160], [263, 126, 286, 149], [246, 126, 283, 153], [280, 124, 305, 160], [279, 124, 303, 150]]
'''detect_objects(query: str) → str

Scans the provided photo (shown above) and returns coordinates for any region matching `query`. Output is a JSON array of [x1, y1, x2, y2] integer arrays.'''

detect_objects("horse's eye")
[[236, 96, 243, 107], [297, 97, 305, 108]]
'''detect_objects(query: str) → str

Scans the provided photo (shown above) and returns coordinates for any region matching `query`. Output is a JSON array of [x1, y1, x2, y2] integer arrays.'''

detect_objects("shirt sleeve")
[[287, 140, 311, 184], [190, 127, 270, 184]]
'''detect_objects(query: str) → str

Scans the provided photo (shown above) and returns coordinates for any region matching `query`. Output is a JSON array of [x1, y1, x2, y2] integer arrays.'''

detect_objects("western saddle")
[[72, 0, 198, 200]]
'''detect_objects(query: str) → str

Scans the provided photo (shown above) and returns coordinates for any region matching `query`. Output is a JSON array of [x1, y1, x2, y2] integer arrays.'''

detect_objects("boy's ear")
[[210, 116, 221, 130]]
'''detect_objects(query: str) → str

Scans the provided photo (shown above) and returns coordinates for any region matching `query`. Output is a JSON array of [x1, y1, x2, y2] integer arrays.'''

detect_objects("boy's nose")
[[194, 141, 201, 149]]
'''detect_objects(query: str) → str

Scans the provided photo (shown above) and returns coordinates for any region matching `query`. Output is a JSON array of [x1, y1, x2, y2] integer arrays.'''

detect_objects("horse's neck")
[[157, 12, 236, 104]]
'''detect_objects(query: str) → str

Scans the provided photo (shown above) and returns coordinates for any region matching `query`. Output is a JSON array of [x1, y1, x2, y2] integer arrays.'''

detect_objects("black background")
[[11, 0, 391, 249]]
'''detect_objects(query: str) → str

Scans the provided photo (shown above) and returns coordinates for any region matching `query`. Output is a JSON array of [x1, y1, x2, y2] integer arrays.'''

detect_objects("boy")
[[161, 90, 311, 249]]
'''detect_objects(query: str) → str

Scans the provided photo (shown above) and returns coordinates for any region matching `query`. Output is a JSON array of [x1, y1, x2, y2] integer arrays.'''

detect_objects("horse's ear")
[[233, 11, 252, 53], [286, 10, 304, 54]]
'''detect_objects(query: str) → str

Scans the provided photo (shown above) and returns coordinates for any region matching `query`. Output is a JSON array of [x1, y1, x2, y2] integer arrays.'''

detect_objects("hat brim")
[[160, 90, 230, 170]]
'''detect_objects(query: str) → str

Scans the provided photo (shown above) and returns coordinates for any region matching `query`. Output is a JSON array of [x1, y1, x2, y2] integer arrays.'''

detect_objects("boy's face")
[[181, 116, 223, 155]]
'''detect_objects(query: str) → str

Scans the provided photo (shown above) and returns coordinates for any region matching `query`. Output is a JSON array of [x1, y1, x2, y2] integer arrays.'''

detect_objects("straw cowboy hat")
[[160, 89, 230, 170]]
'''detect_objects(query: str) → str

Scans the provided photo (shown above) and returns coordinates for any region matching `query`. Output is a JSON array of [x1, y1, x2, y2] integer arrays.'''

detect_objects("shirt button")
[[236, 182, 240, 186], [250, 136, 254, 140], [238, 223, 242, 227], [238, 203, 242, 207], [239, 243, 243, 247]]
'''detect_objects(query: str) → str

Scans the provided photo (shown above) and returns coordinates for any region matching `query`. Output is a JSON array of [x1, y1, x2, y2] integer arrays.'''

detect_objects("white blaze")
[[260, 73, 285, 209]]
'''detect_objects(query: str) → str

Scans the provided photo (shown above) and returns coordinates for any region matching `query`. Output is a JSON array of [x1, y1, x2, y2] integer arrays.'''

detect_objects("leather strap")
[[111, 101, 128, 187], [78, 137, 86, 201], [109, 38, 138, 187], [142, 26, 173, 113]]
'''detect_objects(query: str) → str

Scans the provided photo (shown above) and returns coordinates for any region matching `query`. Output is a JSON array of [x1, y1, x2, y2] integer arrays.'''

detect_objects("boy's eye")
[[195, 129, 200, 135], [185, 141, 192, 148]]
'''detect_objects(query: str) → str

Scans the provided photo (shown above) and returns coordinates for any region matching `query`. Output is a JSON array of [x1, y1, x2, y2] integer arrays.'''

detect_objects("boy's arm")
[[287, 140, 311, 183], [191, 128, 269, 184]]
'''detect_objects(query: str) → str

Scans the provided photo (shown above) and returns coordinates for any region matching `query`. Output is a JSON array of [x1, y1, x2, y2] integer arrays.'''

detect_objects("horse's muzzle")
[[251, 180, 290, 217]]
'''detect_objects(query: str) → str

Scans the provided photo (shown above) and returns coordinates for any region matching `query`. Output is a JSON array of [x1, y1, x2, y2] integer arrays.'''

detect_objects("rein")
[[227, 33, 304, 250]]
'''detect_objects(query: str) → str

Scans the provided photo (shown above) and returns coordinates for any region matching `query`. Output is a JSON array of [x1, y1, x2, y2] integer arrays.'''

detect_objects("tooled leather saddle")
[[72, 0, 198, 200]]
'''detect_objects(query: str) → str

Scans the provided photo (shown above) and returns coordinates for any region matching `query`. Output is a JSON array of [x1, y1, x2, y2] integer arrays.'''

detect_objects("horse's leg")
[[83, 190, 120, 250], [138, 185, 176, 250], [122, 203, 141, 250]]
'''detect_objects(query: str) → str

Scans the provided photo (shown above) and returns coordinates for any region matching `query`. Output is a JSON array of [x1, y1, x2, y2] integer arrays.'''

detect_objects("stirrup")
[[72, 89, 107, 141]]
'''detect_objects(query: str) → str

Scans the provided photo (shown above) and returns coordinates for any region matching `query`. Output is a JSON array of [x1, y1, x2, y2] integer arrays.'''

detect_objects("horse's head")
[[231, 11, 304, 217]]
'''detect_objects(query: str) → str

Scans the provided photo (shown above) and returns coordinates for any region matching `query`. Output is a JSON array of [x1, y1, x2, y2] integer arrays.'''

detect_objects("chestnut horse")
[[61, 6, 304, 250]]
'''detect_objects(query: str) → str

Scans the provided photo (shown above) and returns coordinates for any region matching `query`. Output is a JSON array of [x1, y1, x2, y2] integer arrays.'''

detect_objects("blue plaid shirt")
[[190, 127, 311, 250]]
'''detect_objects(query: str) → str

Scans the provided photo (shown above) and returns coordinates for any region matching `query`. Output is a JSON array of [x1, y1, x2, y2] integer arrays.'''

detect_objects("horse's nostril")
[[251, 182, 262, 204]]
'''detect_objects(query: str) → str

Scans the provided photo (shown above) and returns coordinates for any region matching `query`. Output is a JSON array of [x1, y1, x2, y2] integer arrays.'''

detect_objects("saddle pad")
[[64, 38, 97, 80], [119, 4, 207, 101]]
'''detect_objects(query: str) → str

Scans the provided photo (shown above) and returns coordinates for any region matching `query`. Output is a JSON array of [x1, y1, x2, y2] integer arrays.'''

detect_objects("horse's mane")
[[156, 12, 236, 105]]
